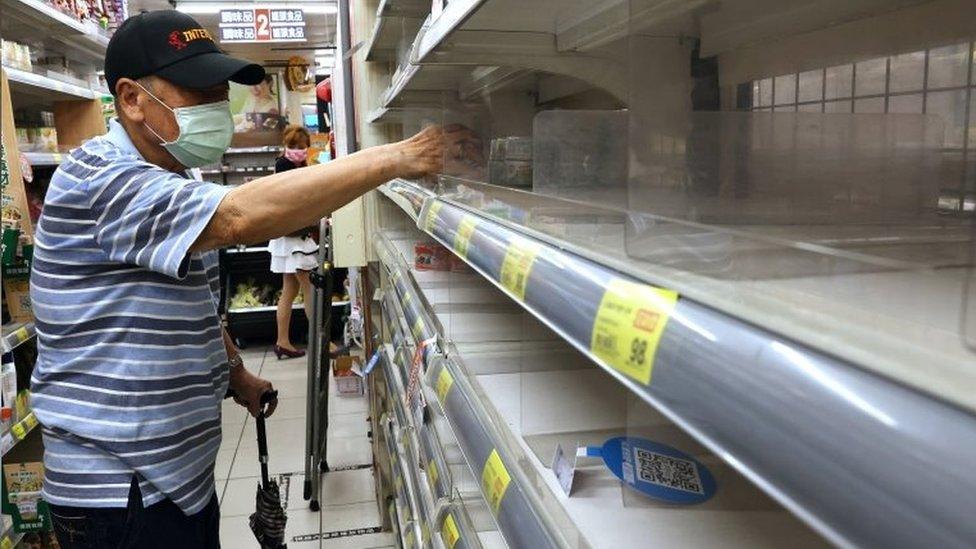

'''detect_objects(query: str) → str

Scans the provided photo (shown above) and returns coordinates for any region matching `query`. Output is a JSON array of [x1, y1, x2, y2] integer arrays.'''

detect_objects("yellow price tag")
[[11, 422, 25, 440], [403, 292, 412, 306], [499, 238, 541, 301], [411, 317, 425, 339], [481, 449, 512, 514], [441, 514, 461, 549], [427, 460, 439, 492], [590, 279, 678, 385], [453, 216, 478, 259], [436, 368, 454, 404], [1, 535, 12, 549], [24, 413, 37, 430], [12, 327, 29, 343], [424, 202, 443, 234]]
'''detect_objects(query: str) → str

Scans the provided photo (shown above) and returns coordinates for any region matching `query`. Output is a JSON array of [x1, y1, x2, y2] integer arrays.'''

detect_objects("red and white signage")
[[219, 8, 306, 43]]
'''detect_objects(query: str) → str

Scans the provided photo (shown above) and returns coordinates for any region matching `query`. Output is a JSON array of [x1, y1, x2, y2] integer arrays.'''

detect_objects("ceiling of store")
[[126, 0, 336, 72]]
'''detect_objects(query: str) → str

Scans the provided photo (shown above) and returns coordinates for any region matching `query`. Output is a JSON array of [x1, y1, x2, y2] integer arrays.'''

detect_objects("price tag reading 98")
[[590, 279, 678, 385]]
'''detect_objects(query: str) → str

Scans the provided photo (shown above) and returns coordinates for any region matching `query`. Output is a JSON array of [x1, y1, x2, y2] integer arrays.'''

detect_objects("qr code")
[[634, 448, 703, 494]]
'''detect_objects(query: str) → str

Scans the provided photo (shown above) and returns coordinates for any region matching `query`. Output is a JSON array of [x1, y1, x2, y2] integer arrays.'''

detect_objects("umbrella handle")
[[256, 390, 278, 489]]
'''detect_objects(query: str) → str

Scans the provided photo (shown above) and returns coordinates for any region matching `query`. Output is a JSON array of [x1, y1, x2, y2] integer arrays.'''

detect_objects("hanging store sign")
[[219, 8, 306, 43]]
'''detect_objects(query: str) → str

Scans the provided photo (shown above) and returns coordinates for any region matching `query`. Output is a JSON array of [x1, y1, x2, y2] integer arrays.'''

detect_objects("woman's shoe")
[[274, 345, 306, 360]]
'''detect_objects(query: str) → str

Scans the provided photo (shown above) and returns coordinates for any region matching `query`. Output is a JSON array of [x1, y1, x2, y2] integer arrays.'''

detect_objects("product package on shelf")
[[1, 461, 50, 535], [0, 41, 31, 72], [2, 261, 33, 323]]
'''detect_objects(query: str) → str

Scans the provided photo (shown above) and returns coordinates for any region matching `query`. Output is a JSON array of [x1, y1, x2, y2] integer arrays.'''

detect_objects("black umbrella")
[[249, 390, 287, 549]]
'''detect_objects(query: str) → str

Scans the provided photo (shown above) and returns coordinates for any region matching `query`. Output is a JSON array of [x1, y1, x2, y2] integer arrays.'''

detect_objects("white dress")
[[269, 235, 319, 273]]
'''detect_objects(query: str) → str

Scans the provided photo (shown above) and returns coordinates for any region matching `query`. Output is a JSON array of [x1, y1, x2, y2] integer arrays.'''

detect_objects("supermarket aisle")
[[216, 346, 391, 548]]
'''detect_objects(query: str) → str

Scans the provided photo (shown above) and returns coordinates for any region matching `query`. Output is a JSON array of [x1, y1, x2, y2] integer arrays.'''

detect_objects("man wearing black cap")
[[28, 10, 470, 548]]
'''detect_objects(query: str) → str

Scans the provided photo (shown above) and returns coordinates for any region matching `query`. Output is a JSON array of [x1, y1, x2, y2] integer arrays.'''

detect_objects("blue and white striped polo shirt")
[[29, 119, 231, 515]]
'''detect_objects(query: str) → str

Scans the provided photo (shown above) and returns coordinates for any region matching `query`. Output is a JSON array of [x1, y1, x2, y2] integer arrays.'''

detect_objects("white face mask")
[[138, 82, 234, 168]]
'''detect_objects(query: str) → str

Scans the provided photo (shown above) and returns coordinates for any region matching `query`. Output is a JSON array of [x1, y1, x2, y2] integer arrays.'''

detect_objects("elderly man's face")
[[116, 76, 230, 143], [136, 76, 230, 143]]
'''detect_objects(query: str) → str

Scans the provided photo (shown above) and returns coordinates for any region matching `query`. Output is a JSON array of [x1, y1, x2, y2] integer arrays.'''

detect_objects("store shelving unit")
[[371, 219, 835, 548], [354, 1, 976, 548], [0, 321, 35, 354], [21, 152, 65, 167], [364, 0, 427, 62], [2, 5, 113, 538], [0, 412, 38, 456], [3, 66, 100, 100]]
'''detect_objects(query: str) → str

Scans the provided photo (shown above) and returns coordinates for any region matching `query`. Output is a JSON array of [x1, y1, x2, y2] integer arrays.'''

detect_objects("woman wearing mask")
[[269, 125, 316, 359]]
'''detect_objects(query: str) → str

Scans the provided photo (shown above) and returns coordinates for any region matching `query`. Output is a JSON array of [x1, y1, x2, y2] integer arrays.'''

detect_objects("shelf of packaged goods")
[[4, 66, 100, 101], [22, 151, 66, 166], [224, 146, 282, 155], [0, 0, 110, 60], [227, 301, 346, 314], [1, 412, 38, 457], [1, 321, 35, 353], [366, 186, 976, 548]]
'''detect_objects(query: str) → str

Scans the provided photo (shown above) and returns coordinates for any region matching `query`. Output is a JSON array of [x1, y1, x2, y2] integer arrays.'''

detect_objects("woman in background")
[[269, 125, 317, 359]]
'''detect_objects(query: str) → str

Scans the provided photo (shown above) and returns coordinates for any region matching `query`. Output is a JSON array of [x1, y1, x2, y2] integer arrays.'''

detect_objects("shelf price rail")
[[368, 182, 976, 549], [374, 234, 575, 549]]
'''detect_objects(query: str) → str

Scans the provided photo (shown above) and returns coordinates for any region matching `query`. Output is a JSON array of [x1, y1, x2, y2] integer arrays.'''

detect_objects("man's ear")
[[115, 78, 145, 124]]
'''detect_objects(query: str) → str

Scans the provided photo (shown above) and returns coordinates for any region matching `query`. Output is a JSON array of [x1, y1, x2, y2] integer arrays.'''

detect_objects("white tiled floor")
[[217, 346, 393, 549]]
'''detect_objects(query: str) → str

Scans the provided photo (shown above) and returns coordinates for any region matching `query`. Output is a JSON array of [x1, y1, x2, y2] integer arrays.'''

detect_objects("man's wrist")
[[385, 142, 409, 180]]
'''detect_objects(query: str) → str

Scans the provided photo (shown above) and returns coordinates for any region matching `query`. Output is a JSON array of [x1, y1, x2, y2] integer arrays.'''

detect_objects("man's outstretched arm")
[[191, 125, 477, 251]]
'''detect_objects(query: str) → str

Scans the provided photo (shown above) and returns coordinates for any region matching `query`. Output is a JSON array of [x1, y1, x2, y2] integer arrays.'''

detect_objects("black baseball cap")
[[105, 10, 265, 95]]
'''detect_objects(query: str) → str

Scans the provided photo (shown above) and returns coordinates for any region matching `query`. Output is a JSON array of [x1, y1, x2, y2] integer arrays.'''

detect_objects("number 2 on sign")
[[590, 279, 678, 385]]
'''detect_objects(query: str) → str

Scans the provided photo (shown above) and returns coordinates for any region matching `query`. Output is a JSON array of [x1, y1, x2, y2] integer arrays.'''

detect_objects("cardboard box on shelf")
[[333, 355, 364, 396]]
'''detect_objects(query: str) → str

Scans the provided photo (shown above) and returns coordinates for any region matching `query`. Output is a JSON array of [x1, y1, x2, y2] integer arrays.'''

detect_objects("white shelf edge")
[[4, 65, 100, 100], [23, 152, 66, 166], [1, 321, 36, 353]]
